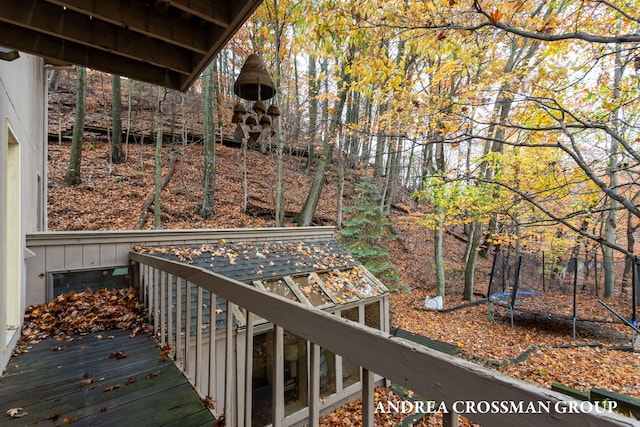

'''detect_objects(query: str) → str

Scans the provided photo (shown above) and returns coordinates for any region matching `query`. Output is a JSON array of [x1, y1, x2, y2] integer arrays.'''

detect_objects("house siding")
[[0, 52, 46, 371]]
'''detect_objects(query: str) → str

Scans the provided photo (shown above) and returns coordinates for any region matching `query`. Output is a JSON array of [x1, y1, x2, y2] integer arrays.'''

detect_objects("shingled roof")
[[133, 237, 388, 328]]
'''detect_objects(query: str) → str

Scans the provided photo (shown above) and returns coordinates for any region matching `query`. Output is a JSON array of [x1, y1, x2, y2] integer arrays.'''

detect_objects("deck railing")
[[130, 251, 633, 427]]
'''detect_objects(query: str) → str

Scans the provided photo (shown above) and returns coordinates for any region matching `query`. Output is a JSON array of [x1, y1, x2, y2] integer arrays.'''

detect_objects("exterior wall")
[[25, 227, 337, 305], [0, 53, 46, 371]]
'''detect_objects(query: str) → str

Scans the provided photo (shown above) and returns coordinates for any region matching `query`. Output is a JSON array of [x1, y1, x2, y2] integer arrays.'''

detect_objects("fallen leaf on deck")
[[108, 351, 127, 360], [145, 371, 161, 380], [5, 408, 28, 418], [203, 396, 216, 409]]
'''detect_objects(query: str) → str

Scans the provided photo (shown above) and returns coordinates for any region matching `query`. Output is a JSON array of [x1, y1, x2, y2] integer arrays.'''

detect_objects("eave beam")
[[45, 0, 217, 55], [0, 0, 196, 76], [2, 23, 184, 90]]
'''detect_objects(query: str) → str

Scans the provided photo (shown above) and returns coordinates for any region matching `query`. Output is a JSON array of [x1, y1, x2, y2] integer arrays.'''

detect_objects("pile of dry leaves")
[[391, 290, 640, 399], [15, 287, 149, 355]]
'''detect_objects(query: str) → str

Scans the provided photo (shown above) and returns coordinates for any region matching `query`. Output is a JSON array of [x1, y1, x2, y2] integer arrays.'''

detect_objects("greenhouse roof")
[[133, 237, 388, 328]]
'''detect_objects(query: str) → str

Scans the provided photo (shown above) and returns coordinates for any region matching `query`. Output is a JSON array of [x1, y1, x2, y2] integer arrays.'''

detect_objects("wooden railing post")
[[272, 325, 284, 427], [362, 368, 374, 427], [195, 286, 203, 388], [309, 343, 320, 426], [244, 311, 254, 427], [185, 281, 192, 377], [175, 278, 183, 368], [208, 291, 217, 400], [224, 300, 235, 426], [443, 411, 459, 427], [160, 271, 166, 346], [167, 274, 175, 358], [152, 268, 159, 336]]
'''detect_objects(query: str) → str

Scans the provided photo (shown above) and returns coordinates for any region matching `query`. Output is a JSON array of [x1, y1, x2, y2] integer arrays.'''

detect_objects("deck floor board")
[[0, 330, 215, 426]]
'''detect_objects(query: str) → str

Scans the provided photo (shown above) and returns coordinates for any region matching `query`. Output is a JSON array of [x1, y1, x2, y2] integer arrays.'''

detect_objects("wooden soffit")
[[0, 0, 262, 91]]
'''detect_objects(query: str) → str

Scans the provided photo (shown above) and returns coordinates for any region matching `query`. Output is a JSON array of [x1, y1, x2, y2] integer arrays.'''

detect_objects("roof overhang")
[[0, 0, 262, 91]]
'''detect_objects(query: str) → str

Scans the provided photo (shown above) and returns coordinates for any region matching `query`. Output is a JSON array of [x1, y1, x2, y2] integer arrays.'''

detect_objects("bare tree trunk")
[[305, 54, 319, 171], [110, 74, 123, 164], [360, 95, 374, 168], [48, 69, 60, 92], [296, 53, 352, 226], [136, 154, 178, 229], [64, 66, 86, 186], [603, 45, 623, 298], [273, 0, 285, 227], [383, 134, 402, 213], [463, 220, 481, 300], [154, 87, 166, 229], [374, 102, 388, 179], [291, 54, 301, 147], [622, 194, 639, 297], [434, 140, 446, 298], [199, 62, 216, 219], [124, 78, 133, 161], [305, 55, 320, 172], [336, 133, 346, 229]]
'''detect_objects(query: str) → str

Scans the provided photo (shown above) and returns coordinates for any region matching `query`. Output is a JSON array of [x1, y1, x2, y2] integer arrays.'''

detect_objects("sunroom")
[[131, 236, 389, 426]]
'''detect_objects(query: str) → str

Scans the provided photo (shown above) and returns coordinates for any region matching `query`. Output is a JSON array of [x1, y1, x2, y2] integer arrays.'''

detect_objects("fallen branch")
[[135, 153, 179, 229]]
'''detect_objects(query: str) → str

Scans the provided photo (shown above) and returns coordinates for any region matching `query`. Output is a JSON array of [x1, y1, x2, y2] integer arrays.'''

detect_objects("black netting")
[[488, 249, 636, 299]]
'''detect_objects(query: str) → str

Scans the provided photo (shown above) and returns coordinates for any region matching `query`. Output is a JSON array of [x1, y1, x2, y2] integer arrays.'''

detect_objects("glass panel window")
[[320, 349, 336, 398], [290, 275, 331, 307], [341, 307, 359, 322], [262, 278, 299, 302], [318, 271, 359, 303], [340, 308, 360, 388], [284, 332, 308, 416], [365, 302, 381, 329], [252, 331, 273, 426], [51, 267, 132, 297]]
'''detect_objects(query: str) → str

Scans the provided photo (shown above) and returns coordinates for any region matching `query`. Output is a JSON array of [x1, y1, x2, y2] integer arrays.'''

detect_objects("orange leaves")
[[159, 345, 171, 356], [203, 396, 216, 409], [489, 9, 503, 22], [319, 387, 479, 427], [501, 346, 640, 397], [14, 288, 148, 356], [391, 288, 640, 399], [108, 351, 127, 360]]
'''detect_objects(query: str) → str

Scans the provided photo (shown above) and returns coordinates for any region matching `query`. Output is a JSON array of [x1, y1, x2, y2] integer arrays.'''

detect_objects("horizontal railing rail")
[[130, 251, 634, 427]]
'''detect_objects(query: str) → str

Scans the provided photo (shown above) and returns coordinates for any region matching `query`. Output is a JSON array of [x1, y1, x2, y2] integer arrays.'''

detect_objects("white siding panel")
[[82, 243, 100, 268], [64, 245, 83, 269], [45, 246, 65, 271], [99, 243, 117, 265]]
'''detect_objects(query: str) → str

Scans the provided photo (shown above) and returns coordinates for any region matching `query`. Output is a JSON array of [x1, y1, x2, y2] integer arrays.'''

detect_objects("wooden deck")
[[0, 329, 215, 426]]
